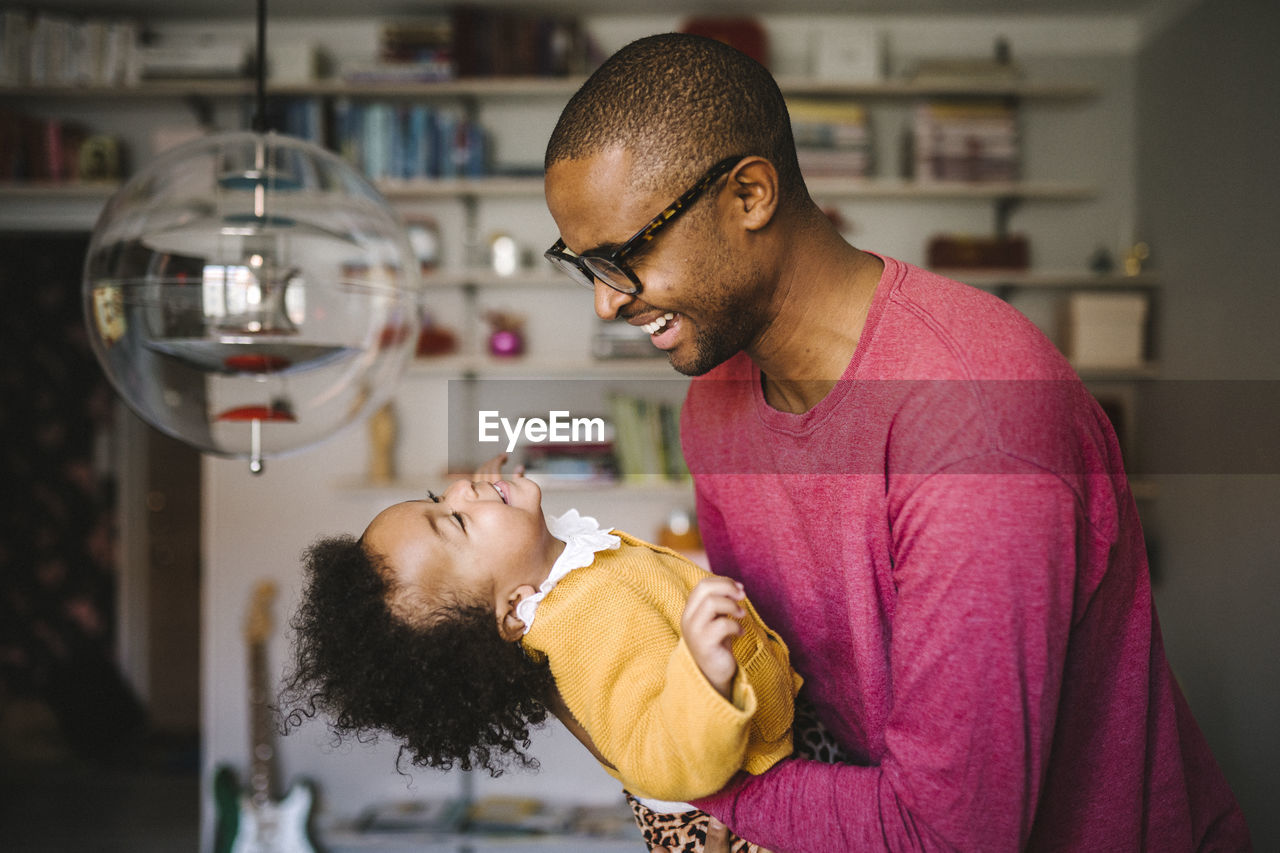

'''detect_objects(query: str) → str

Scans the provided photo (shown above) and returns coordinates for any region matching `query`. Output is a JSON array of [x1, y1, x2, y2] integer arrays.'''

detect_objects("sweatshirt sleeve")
[[542, 570, 781, 803], [694, 460, 1081, 852]]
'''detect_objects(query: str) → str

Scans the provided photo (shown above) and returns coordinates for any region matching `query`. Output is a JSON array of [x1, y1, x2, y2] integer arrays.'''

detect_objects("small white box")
[[1066, 292, 1149, 369], [270, 41, 317, 84], [811, 29, 882, 82]]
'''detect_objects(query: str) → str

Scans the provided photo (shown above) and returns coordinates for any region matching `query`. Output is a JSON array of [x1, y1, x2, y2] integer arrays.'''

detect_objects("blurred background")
[[1, 0, 1276, 850]]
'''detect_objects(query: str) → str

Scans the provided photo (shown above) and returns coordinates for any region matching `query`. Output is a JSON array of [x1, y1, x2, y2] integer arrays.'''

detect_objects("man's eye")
[[452, 511, 465, 531]]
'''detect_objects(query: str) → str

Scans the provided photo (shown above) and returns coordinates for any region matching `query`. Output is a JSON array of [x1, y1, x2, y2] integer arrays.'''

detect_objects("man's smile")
[[641, 313, 675, 335], [626, 308, 686, 351]]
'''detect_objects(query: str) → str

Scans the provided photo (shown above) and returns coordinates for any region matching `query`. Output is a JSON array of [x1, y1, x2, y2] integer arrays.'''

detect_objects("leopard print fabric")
[[625, 795, 761, 853], [624, 697, 848, 852], [790, 696, 850, 766]]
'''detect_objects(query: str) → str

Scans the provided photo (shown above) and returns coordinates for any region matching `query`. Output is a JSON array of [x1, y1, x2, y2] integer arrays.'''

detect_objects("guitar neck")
[[247, 639, 277, 807]]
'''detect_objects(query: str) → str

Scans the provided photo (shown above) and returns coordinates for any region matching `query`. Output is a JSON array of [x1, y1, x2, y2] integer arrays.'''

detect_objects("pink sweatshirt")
[[682, 256, 1249, 851]]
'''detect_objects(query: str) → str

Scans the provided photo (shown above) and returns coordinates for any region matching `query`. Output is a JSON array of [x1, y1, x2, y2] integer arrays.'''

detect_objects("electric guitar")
[[214, 581, 319, 853]]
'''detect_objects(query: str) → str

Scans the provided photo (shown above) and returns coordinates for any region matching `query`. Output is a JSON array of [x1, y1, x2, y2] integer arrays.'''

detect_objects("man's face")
[[545, 148, 771, 376]]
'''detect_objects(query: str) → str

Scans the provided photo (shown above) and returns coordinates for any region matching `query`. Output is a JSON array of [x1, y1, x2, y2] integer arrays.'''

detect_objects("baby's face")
[[364, 475, 559, 626]]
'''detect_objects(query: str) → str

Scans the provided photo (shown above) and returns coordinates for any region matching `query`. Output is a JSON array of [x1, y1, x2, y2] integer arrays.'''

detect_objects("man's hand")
[[682, 575, 746, 700], [705, 817, 737, 853]]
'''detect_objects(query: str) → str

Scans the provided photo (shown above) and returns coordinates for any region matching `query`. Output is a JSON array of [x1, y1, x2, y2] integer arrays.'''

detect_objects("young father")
[[542, 33, 1249, 852]]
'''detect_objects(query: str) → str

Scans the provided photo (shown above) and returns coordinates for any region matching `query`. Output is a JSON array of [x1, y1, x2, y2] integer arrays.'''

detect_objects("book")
[[607, 393, 689, 482], [450, 6, 588, 77], [791, 99, 873, 178], [0, 9, 28, 86], [913, 99, 1020, 182], [0, 109, 92, 182], [136, 35, 246, 80]]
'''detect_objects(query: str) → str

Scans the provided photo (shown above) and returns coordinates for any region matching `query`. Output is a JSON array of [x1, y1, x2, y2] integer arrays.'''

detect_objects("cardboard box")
[[1066, 292, 1149, 368]]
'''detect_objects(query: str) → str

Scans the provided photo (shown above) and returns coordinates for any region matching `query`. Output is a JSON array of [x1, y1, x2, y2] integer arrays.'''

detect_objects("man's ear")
[[729, 156, 780, 232], [498, 584, 537, 642]]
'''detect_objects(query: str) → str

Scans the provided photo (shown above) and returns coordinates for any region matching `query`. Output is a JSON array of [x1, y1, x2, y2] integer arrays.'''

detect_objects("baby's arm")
[[473, 451, 521, 482], [682, 576, 747, 701], [544, 572, 766, 802]]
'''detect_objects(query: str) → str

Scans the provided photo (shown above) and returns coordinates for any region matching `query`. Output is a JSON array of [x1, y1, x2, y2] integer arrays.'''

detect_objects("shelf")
[[806, 178, 1095, 200], [1129, 479, 1160, 502], [0, 77, 586, 99], [946, 270, 1159, 288], [338, 474, 693, 498], [0, 80, 259, 98], [406, 354, 683, 379], [0, 181, 120, 199], [375, 176, 1095, 201], [0, 175, 543, 202], [2, 175, 1095, 204], [422, 269, 565, 288], [0, 75, 1096, 101], [405, 350, 1158, 381], [776, 76, 1098, 99], [1076, 362, 1161, 381], [377, 176, 546, 199], [419, 268, 1157, 291], [406, 355, 1157, 381]]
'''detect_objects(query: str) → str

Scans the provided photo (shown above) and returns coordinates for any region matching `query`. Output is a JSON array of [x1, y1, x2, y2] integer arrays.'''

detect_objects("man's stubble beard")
[[668, 258, 769, 378]]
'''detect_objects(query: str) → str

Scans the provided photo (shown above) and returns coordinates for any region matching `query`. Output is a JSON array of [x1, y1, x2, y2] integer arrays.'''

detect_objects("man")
[[542, 33, 1249, 852]]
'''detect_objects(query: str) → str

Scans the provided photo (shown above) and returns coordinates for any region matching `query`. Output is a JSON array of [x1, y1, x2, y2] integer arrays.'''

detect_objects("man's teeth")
[[642, 313, 675, 335]]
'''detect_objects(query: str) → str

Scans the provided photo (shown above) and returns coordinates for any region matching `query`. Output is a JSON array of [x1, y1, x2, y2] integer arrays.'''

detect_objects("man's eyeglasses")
[[544, 156, 744, 295]]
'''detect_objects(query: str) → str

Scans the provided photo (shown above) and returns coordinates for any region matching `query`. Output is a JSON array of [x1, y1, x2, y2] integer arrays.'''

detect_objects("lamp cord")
[[253, 0, 267, 133]]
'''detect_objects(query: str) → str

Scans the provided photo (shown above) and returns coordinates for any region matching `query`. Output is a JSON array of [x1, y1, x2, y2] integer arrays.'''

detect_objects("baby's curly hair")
[[278, 534, 555, 775]]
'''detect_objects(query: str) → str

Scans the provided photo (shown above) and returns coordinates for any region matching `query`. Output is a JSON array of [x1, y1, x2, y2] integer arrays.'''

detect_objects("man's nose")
[[594, 280, 633, 321]]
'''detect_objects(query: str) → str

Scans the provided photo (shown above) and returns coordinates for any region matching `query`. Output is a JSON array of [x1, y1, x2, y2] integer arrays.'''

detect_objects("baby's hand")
[[681, 575, 746, 701], [473, 452, 524, 482]]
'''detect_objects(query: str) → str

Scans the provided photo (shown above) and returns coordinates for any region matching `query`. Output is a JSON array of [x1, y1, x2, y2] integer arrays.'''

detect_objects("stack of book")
[[340, 17, 454, 84], [912, 99, 1020, 183], [521, 439, 618, 485], [0, 111, 95, 182], [341, 9, 594, 83], [332, 101, 488, 181], [450, 6, 592, 78], [241, 97, 492, 182], [790, 99, 873, 179], [1, 9, 140, 87], [254, 99, 327, 147], [135, 34, 245, 81], [609, 394, 689, 484]]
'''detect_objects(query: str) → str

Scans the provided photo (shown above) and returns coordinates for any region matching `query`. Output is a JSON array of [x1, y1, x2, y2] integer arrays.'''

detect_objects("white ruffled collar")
[[517, 508, 620, 635]]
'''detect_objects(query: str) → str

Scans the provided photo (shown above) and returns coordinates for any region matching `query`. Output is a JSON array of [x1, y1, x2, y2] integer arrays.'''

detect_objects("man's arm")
[[694, 462, 1081, 852]]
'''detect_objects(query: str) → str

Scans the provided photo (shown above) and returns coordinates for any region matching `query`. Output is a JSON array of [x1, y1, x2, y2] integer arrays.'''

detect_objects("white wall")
[[187, 8, 1155, 842], [1135, 0, 1280, 846]]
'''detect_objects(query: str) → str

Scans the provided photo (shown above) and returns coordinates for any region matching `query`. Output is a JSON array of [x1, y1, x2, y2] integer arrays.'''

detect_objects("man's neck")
[[749, 220, 882, 414]]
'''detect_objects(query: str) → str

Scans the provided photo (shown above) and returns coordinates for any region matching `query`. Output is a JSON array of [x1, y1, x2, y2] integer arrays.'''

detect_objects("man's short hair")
[[545, 32, 806, 204]]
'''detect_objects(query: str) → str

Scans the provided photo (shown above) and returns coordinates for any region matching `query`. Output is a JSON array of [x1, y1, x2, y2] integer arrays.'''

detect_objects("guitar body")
[[214, 765, 318, 853]]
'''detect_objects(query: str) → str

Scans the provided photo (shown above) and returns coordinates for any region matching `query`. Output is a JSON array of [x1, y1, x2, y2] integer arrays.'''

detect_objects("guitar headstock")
[[245, 581, 279, 646]]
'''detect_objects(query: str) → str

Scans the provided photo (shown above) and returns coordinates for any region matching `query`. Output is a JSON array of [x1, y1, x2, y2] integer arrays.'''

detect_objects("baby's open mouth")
[[491, 481, 508, 504]]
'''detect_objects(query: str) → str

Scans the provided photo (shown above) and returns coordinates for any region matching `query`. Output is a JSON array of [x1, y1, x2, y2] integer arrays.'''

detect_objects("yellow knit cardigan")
[[521, 530, 801, 802]]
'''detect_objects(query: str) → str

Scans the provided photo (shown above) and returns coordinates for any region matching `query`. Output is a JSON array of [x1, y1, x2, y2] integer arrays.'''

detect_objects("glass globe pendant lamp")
[[82, 1, 422, 474]]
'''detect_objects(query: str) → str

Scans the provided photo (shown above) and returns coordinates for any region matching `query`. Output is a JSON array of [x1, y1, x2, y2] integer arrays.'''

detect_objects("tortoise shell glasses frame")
[[544, 155, 745, 295]]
